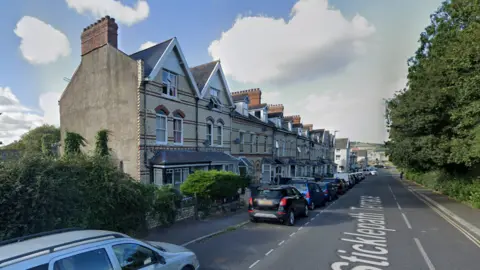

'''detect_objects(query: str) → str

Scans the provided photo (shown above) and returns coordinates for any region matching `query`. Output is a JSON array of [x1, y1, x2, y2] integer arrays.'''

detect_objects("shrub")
[[180, 170, 248, 201]]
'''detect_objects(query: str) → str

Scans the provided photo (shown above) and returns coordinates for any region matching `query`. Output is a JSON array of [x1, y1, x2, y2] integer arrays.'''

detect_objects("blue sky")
[[0, 0, 443, 144]]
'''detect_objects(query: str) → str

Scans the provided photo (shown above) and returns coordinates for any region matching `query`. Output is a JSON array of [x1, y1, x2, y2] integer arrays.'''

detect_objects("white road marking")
[[298, 226, 303, 231], [316, 213, 320, 217], [396, 202, 402, 210], [401, 213, 412, 229], [305, 222, 310, 226], [311, 217, 315, 221], [388, 184, 397, 200], [414, 238, 436, 270], [289, 232, 296, 237], [249, 260, 261, 269], [265, 249, 274, 256], [278, 240, 285, 246]]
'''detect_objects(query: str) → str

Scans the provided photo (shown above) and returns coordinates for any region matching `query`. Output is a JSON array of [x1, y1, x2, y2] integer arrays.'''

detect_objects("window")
[[217, 125, 223, 146], [264, 136, 268, 152], [165, 168, 190, 185], [206, 121, 213, 145], [282, 141, 286, 156], [255, 136, 259, 152], [275, 140, 279, 156], [336, 155, 341, 160], [156, 113, 167, 144], [250, 134, 254, 152], [54, 249, 113, 270], [173, 118, 183, 144], [242, 103, 248, 116], [162, 70, 177, 98], [112, 243, 164, 270], [254, 111, 261, 118], [239, 132, 245, 152], [210, 87, 220, 98]]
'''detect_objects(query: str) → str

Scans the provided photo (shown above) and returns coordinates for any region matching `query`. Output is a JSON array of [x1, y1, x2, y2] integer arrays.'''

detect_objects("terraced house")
[[59, 16, 338, 187], [60, 16, 238, 186]]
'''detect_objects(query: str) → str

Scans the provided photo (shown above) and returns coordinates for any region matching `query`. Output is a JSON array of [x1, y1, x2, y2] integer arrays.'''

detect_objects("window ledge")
[[156, 141, 168, 145]]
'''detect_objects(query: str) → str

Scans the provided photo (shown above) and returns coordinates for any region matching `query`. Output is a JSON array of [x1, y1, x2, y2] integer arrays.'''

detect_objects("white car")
[[0, 229, 200, 270], [370, 170, 378, 176]]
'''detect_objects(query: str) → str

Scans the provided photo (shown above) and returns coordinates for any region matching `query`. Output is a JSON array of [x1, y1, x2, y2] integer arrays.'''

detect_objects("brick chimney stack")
[[81, 16, 118, 56], [285, 115, 301, 124], [231, 88, 262, 106], [304, 124, 313, 131], [268, 104, 284, 114]]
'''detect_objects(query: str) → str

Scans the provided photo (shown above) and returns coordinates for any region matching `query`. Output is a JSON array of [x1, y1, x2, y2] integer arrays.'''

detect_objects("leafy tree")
[[386, 0, 480, 174], [64, 132, 86, 156], [95, 129, 111, 156], [1, 125, 60, 154]]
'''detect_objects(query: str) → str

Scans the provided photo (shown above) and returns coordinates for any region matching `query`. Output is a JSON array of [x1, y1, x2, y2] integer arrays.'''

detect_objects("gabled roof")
[[335, 138, 349, 149], [232, 111, 275, 127], [190, 60, 234, 106], [130, 38, 173, 76], [130, 37, 200, 97]]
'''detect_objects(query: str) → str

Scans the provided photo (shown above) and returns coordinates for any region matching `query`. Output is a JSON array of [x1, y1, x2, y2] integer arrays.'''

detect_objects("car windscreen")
[[289, 183, 308, 192], [257, 189, 285, 198]]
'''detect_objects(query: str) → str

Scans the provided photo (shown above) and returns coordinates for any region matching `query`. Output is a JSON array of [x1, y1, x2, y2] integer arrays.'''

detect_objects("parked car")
[[370, 169, 378, 176], [248, 185, 309, 226], [355, 172, 365, 181], [321, 178, 346, 195], [317, 182, 337, 201], [334, 173, 353, 188], [0, 229, 200, 270], [287, 179, 327, 210]]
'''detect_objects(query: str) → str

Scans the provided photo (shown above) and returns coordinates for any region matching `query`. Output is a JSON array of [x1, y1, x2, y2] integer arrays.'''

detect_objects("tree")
[[386, 0, 480, 174], [0, 125, 60, 154], [64, 132, 86, 156], [95, 129, 111, 156]]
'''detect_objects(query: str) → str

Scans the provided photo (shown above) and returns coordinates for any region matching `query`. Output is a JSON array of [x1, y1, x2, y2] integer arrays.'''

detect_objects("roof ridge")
[[129, 38, 174, 57]]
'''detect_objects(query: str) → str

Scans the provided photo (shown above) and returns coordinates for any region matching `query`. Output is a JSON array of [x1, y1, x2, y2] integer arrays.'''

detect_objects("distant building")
[[334, 138, 350, 172], [353, 149, 368, 169]]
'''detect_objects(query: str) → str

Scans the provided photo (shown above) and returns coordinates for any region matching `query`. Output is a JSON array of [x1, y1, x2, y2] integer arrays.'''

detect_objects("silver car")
[[0, 229, 199, 270]]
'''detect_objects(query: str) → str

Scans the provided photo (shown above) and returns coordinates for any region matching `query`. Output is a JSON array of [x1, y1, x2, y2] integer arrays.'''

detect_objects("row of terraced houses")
[[59, 16, 338, 187]]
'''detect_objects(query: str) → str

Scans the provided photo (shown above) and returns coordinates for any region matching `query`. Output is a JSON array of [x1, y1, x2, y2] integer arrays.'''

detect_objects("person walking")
[[400, 171, 404, 180]]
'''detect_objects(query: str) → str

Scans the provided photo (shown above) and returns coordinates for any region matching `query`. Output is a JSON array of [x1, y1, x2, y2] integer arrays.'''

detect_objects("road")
[[187, 171, 480, 270]]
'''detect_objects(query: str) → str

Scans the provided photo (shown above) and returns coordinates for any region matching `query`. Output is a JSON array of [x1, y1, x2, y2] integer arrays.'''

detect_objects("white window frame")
[[206, 120, 214, 146], [250, 134, 254, 152], [217, 124, 223, 146], [173, 117, 183, 145], [210, 87, 220, 98], [239, 132, 245, 152], [282, 140, 286, 156], [155, 113, 168, 145], [242, 103, 248, 116], [162, 70, 178, 98]]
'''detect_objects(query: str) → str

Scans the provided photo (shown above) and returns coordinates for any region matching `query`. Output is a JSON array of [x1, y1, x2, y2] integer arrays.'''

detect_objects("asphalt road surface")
[[188, 170, 480, 270]]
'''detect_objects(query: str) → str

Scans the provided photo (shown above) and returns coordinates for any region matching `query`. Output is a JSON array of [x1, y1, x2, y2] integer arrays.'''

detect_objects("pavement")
[[181, 170, 480, 270]]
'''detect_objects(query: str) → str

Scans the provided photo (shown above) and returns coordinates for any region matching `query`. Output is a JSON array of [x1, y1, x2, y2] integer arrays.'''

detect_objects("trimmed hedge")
[[0, 154, 179, 241], [180, 170, 248, 200], [406, 170, 480, 208]]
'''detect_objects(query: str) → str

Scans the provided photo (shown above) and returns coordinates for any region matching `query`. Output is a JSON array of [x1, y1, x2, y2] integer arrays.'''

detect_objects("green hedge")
[[0, 154, 179, 241], [406, 170, 480, 208], [180, 170, 248, 200]]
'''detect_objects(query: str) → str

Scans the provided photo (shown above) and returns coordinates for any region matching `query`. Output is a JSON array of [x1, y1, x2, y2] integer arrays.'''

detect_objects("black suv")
[[248, 185, 309, 226]]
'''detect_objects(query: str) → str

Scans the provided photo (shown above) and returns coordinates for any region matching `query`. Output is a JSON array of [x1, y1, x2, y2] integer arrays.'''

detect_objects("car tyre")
[[285, 210, 295, 226], [250, 217, 258, 223], [303, 204, 309, 217]]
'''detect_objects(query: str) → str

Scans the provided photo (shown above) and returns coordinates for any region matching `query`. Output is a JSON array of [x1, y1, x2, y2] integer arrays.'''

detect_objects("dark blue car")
[[287, 179, 327, 209]]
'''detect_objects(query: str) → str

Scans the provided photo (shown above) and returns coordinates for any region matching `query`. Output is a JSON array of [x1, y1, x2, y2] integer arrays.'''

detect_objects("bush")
[[0, 154, 178, 240], [405, 170, 480, 208], [180, 170, 248, 201]]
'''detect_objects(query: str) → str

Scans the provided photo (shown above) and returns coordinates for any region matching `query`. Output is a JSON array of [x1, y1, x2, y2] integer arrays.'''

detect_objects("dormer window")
[[288, 122, 292, 131], [209, 96, 221, 110], [162, 70, 177, 98], [254, 111, 261, 118], [297, 128, 302, 136], [261, 109, 267, 122], [210, 87, 220, 99], [242, 103, 248, 116], [276, 118, 281, 127]]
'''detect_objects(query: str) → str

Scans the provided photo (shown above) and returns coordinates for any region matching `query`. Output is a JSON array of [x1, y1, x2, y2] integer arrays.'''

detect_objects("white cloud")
[[39, 92, 61, 126], [0, 87, 44, 145], [14, 16, 71, 65], [139, 41, 157, 51], [209, 0, 375, 84], [66, 0, 149, 26]]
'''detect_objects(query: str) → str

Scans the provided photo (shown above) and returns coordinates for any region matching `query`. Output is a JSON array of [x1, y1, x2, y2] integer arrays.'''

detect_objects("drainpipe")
[[142, 79, 151, 183], [195, 97, 199, 151]]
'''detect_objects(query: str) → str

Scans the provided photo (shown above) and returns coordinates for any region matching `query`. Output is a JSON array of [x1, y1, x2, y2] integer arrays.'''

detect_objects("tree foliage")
[[1, 125, 60, 154], [180, 170, 248, 200], [95, 129, 111, 156], [64, 132, 86, 156], [386, 0, 480, 173]]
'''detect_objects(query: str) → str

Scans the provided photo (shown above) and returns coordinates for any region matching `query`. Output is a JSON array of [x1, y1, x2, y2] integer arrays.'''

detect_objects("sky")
[[0, 0, 444, 145]]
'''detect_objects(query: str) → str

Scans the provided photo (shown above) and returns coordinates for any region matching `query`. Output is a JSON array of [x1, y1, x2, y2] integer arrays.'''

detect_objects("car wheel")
[[309, 202, 315, 210], [303, 204, 309, 217], [285, 210, 295, 226], [181, 266, 195, 270], [250, 217, 258, 223]]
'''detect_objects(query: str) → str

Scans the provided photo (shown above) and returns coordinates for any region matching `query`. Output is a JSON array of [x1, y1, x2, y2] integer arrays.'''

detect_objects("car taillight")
[[324, 189, 328, 195], [306, 192, 310, 199], [249, 197, 253, 206], [280, 198, 287, 206]]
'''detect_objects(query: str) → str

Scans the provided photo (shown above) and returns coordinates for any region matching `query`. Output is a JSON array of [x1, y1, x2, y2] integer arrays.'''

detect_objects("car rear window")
[[290, 183, 308, 192], [257, 189, 285, 198]]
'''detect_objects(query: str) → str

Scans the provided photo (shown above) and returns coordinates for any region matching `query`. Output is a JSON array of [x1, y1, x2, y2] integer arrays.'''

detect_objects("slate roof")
[[150, 150, 239, 165], [130, 38, 173, 76], [190, 60, 219, 92], [232, 111, 275, 127], [335, 138, 349, 149], [268, 112, 283, 118], [232, 94, 248, 102], [249, 103, 267, 110]]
